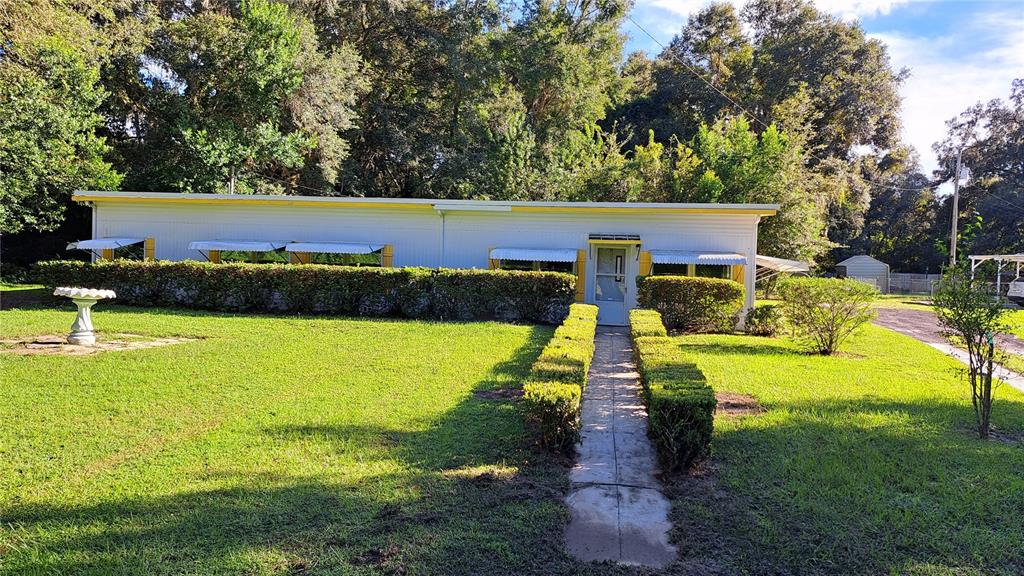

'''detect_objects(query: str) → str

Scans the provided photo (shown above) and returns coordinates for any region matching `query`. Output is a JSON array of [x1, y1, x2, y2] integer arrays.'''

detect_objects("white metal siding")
[[838, 256, 890, 293], [89, 199, 764, 312]]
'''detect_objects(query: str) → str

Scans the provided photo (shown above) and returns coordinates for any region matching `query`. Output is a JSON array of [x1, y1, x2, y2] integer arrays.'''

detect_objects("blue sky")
[[624, 0, 1024, 180]]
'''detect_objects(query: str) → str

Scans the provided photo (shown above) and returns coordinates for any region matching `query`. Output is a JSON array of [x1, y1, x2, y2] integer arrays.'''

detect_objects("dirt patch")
[[473, 388, 523, 400], [715, 392, 763, 417], [0, 334, 196, 356]]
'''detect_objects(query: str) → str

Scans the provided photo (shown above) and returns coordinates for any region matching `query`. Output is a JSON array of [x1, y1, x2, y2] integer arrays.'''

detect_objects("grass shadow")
[[0, 324, 616, 575], [670, 393, 1024, 576]]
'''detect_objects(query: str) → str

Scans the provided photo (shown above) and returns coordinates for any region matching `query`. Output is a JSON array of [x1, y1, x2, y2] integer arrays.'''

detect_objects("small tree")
[[777, 277, 877, 354], [933, 266, 1006, 439]]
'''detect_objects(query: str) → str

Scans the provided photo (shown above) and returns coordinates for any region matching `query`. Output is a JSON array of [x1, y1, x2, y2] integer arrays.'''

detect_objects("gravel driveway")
[[873, 307, 1024, 357]]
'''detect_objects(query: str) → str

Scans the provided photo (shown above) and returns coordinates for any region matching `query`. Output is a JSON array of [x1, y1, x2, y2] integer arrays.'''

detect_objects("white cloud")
[[640, 0, 913, 20], [872, 8, 1024, 175], [627, 1, 1024, 178]]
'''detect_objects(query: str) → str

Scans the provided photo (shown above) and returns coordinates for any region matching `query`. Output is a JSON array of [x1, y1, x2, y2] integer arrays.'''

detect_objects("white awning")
[[286, 242, 384, 255], [490, 247, 578, 263], [756, 254, 810, 273], [188, 240, 287, 252], [649, 250, 746, 265], [67, 237, 145, 251]]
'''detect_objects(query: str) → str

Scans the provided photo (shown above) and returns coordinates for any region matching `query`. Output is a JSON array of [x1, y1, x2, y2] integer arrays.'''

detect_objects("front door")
[[594, 246, 629, 325]]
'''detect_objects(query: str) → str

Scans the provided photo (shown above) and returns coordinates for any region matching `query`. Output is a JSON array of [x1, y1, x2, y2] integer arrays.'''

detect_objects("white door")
[[594, 246, 629, 326]]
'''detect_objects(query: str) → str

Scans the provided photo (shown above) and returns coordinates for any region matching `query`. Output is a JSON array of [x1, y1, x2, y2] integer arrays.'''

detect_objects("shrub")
[[33, 260, 575, 324], [745, 304, 782, 337], [777, 276, 877, 354], [523, 382, 582, 452], [629, 309, 668, 338], [636, 276, 744, 333], [523, 303, 598, 452], [630, 311, 715, 472], [933, 266, 1007, 439]]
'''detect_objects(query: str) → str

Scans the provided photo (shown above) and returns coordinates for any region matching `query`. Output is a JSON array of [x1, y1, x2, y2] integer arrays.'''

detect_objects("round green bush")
[[636, 276, 744, 333]]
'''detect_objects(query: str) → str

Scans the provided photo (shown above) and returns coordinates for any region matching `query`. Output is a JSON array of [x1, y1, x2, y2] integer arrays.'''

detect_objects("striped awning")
[[67, 237, 145, 251], [649, 250, 746, 265], [286, 242, 384, 255], [188, 240, 287, 252], [489, 247, 578, 263]]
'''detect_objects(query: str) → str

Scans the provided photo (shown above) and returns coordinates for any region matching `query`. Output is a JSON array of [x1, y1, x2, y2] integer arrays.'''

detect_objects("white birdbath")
[[53, 287, 117, 346]]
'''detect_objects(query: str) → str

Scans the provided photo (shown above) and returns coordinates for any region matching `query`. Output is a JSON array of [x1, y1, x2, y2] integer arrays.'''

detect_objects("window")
[[498, 260, 576, 273], [652, 263, 689, 276], [696, 264, 730, 279], [651, 264, 731, 278], [220, 250, 289, 263], [309, 252, 382, 266]]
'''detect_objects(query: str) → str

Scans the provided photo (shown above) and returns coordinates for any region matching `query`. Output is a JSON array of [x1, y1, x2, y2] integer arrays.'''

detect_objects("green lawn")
[[670, 325, 1024, 576], [872, 294, 935, 311], [0, 304, 614, 575], [1006, 309, 1024, 339]]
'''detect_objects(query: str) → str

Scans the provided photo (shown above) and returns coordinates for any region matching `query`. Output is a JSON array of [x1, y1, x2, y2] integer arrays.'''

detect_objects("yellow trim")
[[144, 237, 155, 261], [72, 194, 434, 211], [100, 248, 114, 261], [487, 246, 498, 270], [71, 194, 777, 216], [209, 250, 221, 264], [731, 264, 745, 284], [587, 238, 643, 245], [575, 250, 587, 303], [290, 252, 311, 264], [518, 206, 776, 216], [638, 250, 652, 276], [381, 244, 394, 267]]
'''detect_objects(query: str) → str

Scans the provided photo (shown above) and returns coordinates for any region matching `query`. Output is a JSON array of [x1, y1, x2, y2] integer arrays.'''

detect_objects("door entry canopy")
[[588, 233, 641, 244]]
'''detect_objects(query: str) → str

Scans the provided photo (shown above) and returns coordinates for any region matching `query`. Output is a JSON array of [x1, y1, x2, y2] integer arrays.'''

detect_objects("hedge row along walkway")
[[564, 328, 676, 567]]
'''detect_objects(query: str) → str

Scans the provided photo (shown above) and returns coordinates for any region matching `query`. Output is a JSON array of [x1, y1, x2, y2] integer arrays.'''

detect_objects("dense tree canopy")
[[2, 0, 1018, 272]]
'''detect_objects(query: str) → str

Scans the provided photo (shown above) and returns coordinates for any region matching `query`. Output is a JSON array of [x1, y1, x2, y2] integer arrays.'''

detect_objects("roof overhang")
[[71, 191, 779, 216]]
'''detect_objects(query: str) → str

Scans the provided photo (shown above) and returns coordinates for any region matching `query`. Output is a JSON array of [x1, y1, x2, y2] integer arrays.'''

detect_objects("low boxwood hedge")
[[629, 309, 715, 471], [629, 309, 668, 338], [636, 275, 744, 333], [523, 303, 598, 452], [33, 259, 574, 324]]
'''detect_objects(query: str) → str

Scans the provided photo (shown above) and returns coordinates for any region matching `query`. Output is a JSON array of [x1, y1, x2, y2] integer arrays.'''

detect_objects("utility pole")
[[228, 166, 236, 195], [949, 148, 962, 266]]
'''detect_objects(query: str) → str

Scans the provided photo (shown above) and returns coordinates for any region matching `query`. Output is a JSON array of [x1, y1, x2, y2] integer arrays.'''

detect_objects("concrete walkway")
[[564, 328, 676, 568], [874, 308, 1024, 393]]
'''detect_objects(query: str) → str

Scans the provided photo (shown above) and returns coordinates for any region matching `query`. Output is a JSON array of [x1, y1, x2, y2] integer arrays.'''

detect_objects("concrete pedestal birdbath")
[[53, 287, 117, 346]]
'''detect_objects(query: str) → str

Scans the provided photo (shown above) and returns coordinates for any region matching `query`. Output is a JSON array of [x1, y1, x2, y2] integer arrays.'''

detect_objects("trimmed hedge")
[[629, 308, 668, 338], [629, 309, 716, 471], [636, 275, 744, 333], [33, 260, 574, 324], [523, 303, 598, 452]]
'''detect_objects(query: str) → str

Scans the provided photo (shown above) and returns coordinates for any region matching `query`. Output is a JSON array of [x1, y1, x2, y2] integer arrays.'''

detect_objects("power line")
[[625, 14, 939, 194]]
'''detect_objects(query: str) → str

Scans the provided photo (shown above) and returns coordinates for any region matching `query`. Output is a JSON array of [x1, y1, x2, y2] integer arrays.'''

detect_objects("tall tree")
[[0, 1, 126, 234], [933, 79, 1024, 258]]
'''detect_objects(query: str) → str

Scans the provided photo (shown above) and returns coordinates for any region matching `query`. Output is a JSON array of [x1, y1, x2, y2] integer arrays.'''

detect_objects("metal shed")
[[836, 255, 890, 293]]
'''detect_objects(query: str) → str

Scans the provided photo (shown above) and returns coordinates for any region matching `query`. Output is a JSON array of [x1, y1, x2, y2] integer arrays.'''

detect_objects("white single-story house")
[[836, 254, 890, 293], [70, 191, 780, 325]]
